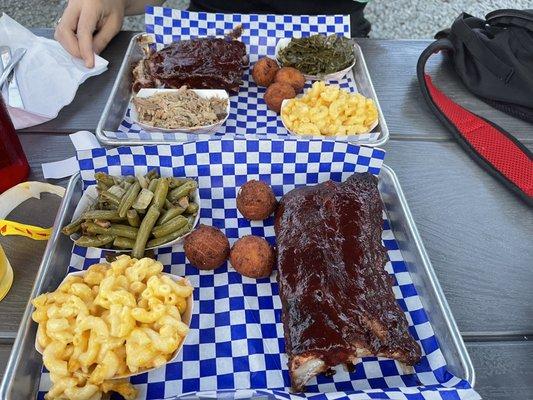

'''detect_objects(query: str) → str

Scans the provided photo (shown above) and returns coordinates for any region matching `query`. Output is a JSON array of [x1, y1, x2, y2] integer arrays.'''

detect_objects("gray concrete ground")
[[0, 0, 531, 38]]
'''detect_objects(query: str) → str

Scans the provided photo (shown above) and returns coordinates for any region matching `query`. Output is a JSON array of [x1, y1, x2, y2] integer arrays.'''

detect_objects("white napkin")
[[0, 14, 109, 129]]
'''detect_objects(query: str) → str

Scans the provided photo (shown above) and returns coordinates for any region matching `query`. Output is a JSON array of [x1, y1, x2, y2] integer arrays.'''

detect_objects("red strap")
[[424, 74, 533, 197]]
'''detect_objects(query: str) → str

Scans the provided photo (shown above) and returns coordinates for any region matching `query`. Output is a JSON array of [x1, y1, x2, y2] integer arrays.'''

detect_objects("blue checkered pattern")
[[36, 137, 479, 400], [103, 8, 382, 144]]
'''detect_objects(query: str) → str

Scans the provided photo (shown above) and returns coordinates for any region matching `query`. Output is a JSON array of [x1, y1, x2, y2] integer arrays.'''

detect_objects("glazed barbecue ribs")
[[274, 172, 421, 392], [132, 30, 248, 93]]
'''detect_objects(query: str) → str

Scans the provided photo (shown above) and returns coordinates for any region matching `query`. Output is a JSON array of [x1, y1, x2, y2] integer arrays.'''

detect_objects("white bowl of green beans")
[[61, 170, 201, 257]]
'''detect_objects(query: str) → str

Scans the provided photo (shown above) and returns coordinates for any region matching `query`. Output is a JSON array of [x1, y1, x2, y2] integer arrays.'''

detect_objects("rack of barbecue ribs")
[[132, 27, 249, 93], [274, 172, 421, 392]]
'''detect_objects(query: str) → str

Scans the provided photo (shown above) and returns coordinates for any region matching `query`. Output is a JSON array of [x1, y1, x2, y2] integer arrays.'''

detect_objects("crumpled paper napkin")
[[0, 13, 108, 129]]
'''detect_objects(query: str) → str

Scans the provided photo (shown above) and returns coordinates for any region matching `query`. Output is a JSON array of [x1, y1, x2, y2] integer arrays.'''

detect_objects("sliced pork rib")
[[274, 172, 421, 392], [132, 33, 248, 93]]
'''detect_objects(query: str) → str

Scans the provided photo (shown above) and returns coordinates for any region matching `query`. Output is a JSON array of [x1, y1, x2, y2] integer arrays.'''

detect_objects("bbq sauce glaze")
[[275, 173, 421, 370], [147, 38, 248, 93]]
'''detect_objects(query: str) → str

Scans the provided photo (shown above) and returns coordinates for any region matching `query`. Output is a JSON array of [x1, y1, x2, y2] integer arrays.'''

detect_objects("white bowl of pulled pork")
[[130, 87, 230, 134]]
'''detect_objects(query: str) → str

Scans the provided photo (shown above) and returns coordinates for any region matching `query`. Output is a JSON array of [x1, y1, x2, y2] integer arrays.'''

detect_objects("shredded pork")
[[133, 86, 228, 129]]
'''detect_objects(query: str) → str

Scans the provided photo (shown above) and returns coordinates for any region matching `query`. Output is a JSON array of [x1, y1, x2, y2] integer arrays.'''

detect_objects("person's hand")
[[55, 0, 127, 68]]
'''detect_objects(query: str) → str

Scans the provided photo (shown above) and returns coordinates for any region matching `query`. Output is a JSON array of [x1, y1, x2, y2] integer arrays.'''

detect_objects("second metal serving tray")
[[0, 165, 473, 399], [96, 34, 389, 147]]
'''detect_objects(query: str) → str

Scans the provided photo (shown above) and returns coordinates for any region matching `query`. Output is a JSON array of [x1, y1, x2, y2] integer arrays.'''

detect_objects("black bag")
[[417, 10, 533, 205], [435, 9, 533, 122]]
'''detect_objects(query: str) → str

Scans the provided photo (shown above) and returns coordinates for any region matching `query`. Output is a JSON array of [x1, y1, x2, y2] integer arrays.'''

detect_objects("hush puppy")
[[230, 235, 275, 279], [264, 82, 295, 113], [237, 180, 277, 220], [184, 224, 230, 270], [274, 67, 306, 93], [252, 57, 280, 87]]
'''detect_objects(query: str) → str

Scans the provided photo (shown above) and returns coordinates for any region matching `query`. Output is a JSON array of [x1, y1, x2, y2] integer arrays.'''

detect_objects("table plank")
[[467, 340, 533, 399], [0, 343, 13, 380], [384, 140, 533, 334], [360, 40, 533, 142]]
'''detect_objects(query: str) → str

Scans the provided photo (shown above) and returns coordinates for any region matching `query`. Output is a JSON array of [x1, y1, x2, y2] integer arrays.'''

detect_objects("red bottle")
[[0, 96, 29, 193]]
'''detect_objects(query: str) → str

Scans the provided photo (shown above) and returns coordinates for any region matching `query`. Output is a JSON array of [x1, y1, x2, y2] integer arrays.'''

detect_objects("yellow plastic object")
[[0, 219, 52, 240], [0, 182, 64, 302], [0, 181, 65, 240], [0, 245, 14, 302]]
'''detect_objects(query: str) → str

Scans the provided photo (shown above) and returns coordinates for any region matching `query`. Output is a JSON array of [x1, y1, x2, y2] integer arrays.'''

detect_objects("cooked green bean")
[[121, 181, 132, 190], [185, 202, 199, 215], [148, 178, 159, 192], [168, 180, 196, 202], [132, 188, 154, 211], [117, 181, 141, 218], [157, 206, 185, 225], [83, 210, 126, 221], [152, 177, 170, 210], [137, 175, 149, 189], [146, 223, 191, 248], [145, 169, 158, 180], [124, 175, 136, 183], [95, 172, 115, 187], [176, 196, 189, 209], [151, 215, 188, 238], [169, 177, 189, 189], [113, 236, 136, 249], [61, 217, 83, 236], [164, 199, 173, 210], [96, 181, 109, 193], [132, 205, 160, 258], [127, 209, 140, 227], [86, 222, 139, 239], [100, 191, 121, 207], [108, 185, 126, 198], [75, 234, 115, 247]]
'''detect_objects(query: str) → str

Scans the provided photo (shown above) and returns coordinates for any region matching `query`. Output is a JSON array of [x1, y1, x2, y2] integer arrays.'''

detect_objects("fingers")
[[54, 3, 82, 59], [93, 14, 123, 55], [77, 5, 99, 68]]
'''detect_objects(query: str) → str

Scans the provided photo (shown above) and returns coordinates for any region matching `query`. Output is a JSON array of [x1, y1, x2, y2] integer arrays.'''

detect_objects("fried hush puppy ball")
[[230, 235, 275, 279], [184, 224, 230, 270], [264, 82, 296, 113], [252, 57, 280, 87], [237, 180, 277, 220], [274, 67, 306, 93]]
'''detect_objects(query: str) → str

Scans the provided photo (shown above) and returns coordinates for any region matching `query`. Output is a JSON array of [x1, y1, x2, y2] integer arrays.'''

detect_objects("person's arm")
[[55, 0, 164, 68]]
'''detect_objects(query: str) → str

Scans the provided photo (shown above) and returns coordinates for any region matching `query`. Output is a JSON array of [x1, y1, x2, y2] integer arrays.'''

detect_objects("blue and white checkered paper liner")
[[106, 8, 382, 144], [37, 138, 478, 400]]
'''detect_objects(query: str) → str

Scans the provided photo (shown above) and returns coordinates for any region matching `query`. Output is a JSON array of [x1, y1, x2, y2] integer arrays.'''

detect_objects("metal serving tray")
[[96, 34, 389, 147], [0, 165, 473, 399]]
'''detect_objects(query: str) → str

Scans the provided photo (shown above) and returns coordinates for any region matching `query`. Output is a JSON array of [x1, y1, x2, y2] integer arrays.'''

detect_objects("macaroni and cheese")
[[281, 81, 379, 136], [32, 255, 193, 400]]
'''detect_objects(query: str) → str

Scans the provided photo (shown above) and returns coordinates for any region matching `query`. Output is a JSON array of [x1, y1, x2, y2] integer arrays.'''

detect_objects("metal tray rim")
[[381, 165, 475, 386], [96, 33, 389, 147], [0, 166, 475, 398], [0, 173, 80, 398]]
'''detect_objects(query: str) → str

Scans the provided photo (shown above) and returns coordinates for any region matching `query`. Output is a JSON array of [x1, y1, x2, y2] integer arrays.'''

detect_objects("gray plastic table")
[[1, 30, 532, 399]]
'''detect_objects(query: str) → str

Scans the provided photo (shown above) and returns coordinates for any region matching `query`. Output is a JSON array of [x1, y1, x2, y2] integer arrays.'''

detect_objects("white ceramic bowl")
[[35, 270, 193, 379], [69, 182, 201, 252], [130, 88, 230, 134], [275, 37, 356, 81], [280, 98, 379, 137]]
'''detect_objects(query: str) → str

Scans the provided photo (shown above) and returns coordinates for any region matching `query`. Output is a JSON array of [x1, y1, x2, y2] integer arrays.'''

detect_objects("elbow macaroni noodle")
[[32, 255, 193, 400]]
